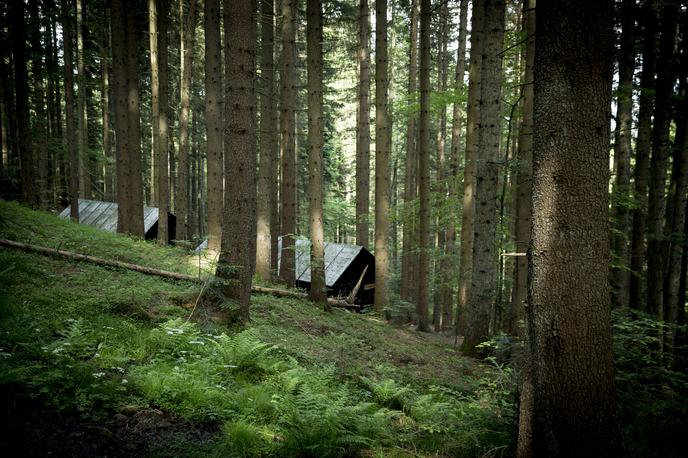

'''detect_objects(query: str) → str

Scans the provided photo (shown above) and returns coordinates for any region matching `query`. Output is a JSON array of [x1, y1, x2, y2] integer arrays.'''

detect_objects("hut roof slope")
[[58, 199, 160, 234], [278, 238, 371, 287]]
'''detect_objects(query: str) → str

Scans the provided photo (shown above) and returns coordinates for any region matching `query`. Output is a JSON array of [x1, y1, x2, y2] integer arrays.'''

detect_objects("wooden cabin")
[[58, 199, 176, 241], [278, 238, 375, 305]]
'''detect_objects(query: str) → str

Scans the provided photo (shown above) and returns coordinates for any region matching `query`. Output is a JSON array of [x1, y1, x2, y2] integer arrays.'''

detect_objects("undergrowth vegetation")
[[0, 202, 515, 457], [1, 202, 683, 457]]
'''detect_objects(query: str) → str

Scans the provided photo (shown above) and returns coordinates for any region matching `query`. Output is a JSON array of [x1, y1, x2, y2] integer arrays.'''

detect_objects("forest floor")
[[1, 200, 686, 457], [0, 200, 515, 457]]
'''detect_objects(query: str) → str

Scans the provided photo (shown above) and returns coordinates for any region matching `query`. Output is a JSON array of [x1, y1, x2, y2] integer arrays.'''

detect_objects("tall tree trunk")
[[510, 0, 534, 335], [514, 3, 535, 455], [307, 0, 327, 307], [665, 56, 688, 353], [149, 0, 161, 210], [462, 0, 504, 355], [176, 0, 197, 241], [11, 0, 35, 206], [629, 1, 657, 311], [356, 0, 371, 248], [400, 0, 419, 304], [217, 0, 257, 322], [456, 0, 484, 336], [205, 0, 222, 252], [102, 8, 114, 202], [269, 3, 280, 277], [416, 0, 431, 331], [279, 0, 297, 286], [29, 0, 49, 209], [76, 0, 90, 198], [126, 1, 144, 237], [647, 1, 678, 321], [610, 0, 637, 309], [61, 0, 78, 220], [433, 0, 450, 332], [374, 0, 391, 313], [524, 0, 621, 454], [157, 0, 170, 244], [445, 0, 469, 331], [112, 0, 130, 233], [256, 0, 275, 278]]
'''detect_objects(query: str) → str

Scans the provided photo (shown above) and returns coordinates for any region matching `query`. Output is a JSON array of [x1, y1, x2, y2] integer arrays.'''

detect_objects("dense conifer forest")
[[0, 0, 686, 456]]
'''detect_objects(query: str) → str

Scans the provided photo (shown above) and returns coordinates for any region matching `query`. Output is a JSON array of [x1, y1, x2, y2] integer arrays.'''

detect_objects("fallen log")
[[0, 238, 358, 310]]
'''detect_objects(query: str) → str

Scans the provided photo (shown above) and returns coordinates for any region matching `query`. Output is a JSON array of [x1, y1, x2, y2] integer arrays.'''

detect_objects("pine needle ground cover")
[[0, 201, 515, 457]]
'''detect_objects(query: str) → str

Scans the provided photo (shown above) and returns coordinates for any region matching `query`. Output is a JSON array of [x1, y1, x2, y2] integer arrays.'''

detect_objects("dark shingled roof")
[[278, 238, 373, 288], [58, 199, 161, 235]]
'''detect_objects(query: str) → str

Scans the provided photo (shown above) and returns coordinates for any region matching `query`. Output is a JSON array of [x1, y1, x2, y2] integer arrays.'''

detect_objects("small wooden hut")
[[278, 238, 375, 304], [58, 199, 176, 240]]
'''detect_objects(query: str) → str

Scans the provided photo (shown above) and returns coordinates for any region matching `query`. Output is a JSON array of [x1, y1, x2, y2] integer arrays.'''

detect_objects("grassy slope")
[[0, 201, 515, 457]]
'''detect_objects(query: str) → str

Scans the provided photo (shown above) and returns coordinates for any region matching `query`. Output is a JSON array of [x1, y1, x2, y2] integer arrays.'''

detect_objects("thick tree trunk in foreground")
[[456, 0, 483, 336], [462, 0, 504, 355], [217, 0, 257, 322], [205, 0, 223, 252], [416, 0, 431, 331], [374, 0, 391, 313], [307, 0, 327, 307], [356, 0, 371, 249], [524, 0, 621, 454], [279, 0, 297, 286]]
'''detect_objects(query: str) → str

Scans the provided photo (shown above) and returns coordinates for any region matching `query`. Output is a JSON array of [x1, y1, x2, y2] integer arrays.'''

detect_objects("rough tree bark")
[[444, 0, 468, 331], [307, 0, 327, 308], [510, 0, 534, 335], [256, 0, 275, 279], [400, 0, 419, 304], [217, 0, 257, 322], [462, 0, 505, 355], [456, 0, 483, 336], [374, 0, 391, 313], [432, 0, 450, 332], [279, 0, 297, 286], [175, 0, 197, 241], [356, 0, 371, 249], [524, 0, 621, 454], [416, 0, 431, 331], [205, 0, 223, 252]]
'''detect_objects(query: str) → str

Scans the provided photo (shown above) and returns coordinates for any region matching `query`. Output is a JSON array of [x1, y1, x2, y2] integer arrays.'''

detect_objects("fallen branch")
[[0, 238, 359, 310]]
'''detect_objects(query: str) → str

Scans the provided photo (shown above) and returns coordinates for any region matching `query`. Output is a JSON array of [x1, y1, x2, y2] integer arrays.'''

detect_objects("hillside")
[[0, 201, 515, 457]]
